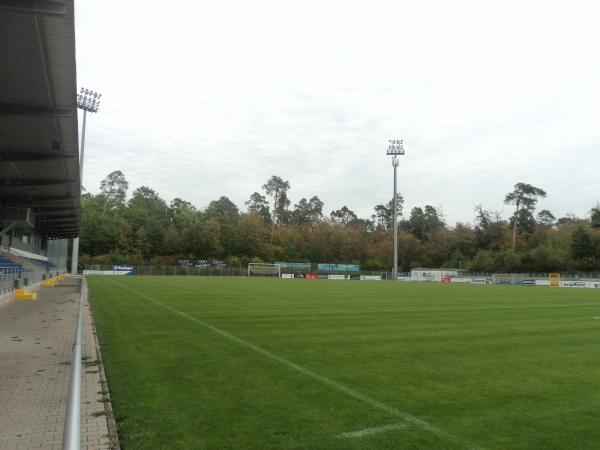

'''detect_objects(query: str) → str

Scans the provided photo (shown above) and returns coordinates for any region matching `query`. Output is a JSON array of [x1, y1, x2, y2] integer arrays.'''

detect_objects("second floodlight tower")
[[71, 87, 102, 274], [387, 139, 404, 279]]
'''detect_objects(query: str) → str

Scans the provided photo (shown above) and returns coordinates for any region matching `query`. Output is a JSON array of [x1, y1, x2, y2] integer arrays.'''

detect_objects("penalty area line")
[[109, 279, 483, 450]]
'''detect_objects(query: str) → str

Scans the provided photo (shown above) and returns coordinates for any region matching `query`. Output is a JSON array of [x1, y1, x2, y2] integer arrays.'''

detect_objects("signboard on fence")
[[560, 281, 600, 288], [275, 262, 312, 271], [328, 274, 348, 280], [360, 275, 382, 281], [451, 277, 472, 283], [318, 263, 360, 272], [84, 269, 133, 276]]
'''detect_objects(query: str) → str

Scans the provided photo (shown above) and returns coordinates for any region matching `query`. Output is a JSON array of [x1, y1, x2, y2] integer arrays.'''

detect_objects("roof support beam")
[[0, 179, 76, 187], [0, 195, 76, 204], [0, 153, 77, 162], [37, 214, 77, 220], [32, 207, 75, 213], [0, 104, 73, 117], [0, 0, 66, 17], [38, 217, 77, 223]]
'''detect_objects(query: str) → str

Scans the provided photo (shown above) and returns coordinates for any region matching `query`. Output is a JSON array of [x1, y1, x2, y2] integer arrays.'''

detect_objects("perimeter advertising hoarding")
[[275, 262, 312, 271], [317, 263, 360, 272], [560, 281, 600, 288]]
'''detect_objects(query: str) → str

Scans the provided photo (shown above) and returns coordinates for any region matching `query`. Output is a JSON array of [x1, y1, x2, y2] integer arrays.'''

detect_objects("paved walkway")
[[0, 278, 113, 450]]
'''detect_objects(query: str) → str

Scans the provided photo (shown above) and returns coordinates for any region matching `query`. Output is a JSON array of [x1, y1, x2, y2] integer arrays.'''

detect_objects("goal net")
[[248, 263, 281, 277], [492, 274, 522, 285]]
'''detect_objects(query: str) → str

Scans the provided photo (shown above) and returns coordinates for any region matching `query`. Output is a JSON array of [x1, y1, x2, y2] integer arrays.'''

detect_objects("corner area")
[[0, 276, 117, 450]]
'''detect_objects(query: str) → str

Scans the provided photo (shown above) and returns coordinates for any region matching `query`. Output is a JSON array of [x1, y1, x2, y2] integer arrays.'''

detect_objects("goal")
[[247, 263, 281, 277], [492, 274, 522, 285]]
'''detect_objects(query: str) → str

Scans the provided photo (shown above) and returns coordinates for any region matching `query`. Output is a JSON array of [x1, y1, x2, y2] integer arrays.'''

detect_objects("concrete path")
[[0, 278, 113, 450]]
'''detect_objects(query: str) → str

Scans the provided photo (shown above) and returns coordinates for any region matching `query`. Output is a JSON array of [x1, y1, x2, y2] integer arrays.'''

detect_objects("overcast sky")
[[75, 0, 600, 225]]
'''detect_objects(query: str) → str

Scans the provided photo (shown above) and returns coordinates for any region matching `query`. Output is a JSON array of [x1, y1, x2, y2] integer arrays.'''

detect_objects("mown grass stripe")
[[110, 279, 484, 450]]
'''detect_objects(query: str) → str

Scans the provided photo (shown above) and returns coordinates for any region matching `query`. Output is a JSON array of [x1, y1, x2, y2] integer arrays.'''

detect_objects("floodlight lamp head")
[[386, 139, 405, 156], [77, 86, 102, 113]]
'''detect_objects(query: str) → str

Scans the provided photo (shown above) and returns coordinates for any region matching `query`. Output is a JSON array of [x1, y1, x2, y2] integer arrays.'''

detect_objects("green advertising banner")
[[317, 263, 360, 272], [275, 262, 312, 271]]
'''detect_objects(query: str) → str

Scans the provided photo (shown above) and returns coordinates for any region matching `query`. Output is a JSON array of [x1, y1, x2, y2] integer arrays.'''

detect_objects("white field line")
[[593, 317, 600, 319], [109, 280, 483, 450], [337, 422, 407, 439]]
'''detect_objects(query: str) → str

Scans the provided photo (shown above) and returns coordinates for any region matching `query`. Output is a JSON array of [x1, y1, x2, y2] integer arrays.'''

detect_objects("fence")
[[0, 267, 25, 294], [81, 265, 600, 283], [84, 264, 394, 279], [1, 267, 65, 296], [62, 276, 85, 450], [455, 271, 600, 281]]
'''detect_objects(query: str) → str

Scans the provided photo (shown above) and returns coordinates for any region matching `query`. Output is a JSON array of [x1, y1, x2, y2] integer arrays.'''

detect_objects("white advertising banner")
[[560, 280, 600, 289], [83, 270, 133, 276], [328, 274, 348, 280], [451, 277, 472, 283]]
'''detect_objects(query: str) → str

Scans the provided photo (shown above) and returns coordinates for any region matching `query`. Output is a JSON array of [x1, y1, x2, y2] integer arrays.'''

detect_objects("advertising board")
[[276, 262, 312, 271], [328, 274, 348, 280], [318, 264, 360, 272]]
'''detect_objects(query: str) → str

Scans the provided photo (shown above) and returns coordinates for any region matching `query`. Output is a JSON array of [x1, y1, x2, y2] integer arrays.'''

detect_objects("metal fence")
[[84, 264, 394, 279], [82, 265, 600, 282], [0, 267, 64, 295], [62, 276, 85, 450], [456, 271, 600, 281], [0, 267, 25, 294]]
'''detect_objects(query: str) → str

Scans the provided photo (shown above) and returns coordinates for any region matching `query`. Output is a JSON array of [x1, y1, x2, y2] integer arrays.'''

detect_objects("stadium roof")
[[0, 0, 80, 239]]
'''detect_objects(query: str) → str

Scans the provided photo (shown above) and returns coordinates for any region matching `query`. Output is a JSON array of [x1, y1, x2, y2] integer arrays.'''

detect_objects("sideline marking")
[[109, 279, 483, 450], [337, 422, 407, 439]]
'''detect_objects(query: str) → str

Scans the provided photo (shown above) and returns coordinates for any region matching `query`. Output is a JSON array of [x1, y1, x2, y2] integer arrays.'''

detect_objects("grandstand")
[[0, 1, 78, 298]]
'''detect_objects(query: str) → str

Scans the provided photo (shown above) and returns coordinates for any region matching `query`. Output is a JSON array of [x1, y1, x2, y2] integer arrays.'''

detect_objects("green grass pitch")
[[87, 276, 600, 449]]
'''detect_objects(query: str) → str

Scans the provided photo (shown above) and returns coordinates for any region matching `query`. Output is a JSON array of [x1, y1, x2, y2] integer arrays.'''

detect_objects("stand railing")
[[62, 276, 85, 450]]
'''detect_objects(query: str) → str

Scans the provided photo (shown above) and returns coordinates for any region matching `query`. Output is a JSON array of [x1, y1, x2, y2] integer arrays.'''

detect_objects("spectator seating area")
[[0, 256, 29, 295], [0, 256, 24, 271], [0, 255, 62, 296], [23, 257, 58, 272]]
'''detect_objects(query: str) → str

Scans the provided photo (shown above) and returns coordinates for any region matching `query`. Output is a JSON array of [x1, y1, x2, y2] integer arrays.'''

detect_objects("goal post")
[[247, 263, 281, 277]]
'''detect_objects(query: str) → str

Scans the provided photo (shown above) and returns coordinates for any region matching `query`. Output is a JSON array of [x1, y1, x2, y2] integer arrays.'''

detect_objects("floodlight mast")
[[71, 88, 102, 275], [387, 139, 404, 280]]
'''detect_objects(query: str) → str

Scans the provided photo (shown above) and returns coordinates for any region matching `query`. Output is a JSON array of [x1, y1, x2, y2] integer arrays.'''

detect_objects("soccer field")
[[88, 277, 600, 449]]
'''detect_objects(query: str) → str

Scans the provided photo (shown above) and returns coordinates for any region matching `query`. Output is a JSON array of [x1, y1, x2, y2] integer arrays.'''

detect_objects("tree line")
[[79, 171, 600, 273]]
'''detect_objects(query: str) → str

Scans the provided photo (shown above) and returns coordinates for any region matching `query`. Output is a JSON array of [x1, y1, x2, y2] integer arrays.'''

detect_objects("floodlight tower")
[[387, 139, 404, 280], [71, 88, 102, 274]]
